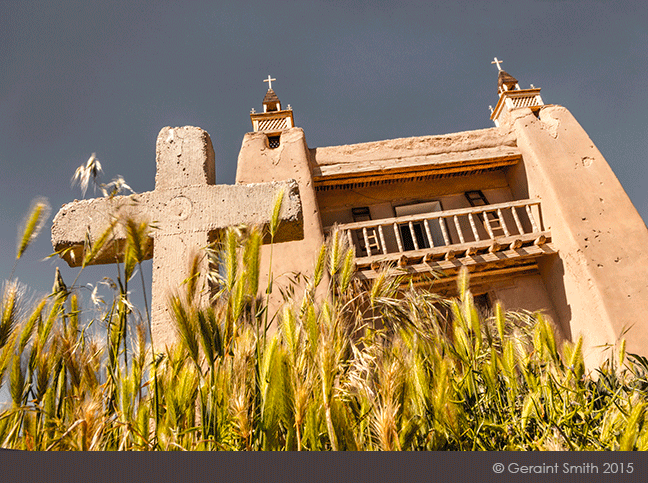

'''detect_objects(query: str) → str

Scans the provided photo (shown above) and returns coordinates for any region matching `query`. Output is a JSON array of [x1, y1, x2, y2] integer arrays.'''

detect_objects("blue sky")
[[1, 0, 646, 305]]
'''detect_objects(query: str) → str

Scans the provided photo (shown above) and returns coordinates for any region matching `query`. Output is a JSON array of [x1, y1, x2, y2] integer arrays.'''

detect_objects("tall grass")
[[2, 202, 648, 450]]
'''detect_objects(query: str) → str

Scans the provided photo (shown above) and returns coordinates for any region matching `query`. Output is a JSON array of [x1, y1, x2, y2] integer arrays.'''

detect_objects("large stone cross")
[[51, 126, 303, 347]]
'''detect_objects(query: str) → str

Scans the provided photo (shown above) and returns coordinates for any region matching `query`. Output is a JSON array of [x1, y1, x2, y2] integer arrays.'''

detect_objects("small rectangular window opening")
[[465, 190, 489, 207], [268, 136, 281, 148], [352, 207, 371, 222]]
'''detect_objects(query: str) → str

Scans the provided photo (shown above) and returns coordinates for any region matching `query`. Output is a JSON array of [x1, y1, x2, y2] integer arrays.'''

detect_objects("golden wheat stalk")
[[269, 189, 284, 240], [16, 198, 51, 261]]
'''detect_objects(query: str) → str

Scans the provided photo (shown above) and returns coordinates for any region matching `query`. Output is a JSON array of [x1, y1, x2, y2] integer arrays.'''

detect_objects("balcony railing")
[[250, 109, 295, 135], [333, 199, 551, 273]]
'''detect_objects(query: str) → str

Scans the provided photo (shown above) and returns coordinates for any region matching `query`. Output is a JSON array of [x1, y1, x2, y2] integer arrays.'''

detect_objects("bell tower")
[[489, 58, 544, 127], [249, 75, 295, 148], [493, 57, 648, 367]]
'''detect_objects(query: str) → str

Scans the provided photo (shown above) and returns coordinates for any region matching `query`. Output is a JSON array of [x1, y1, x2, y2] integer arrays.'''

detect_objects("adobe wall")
[[235, 128, 325, 308], [490, 273, 562, 339], [310, 129, 520, 193], [506, 105, 648, 366], [311, 127, 517, 173]]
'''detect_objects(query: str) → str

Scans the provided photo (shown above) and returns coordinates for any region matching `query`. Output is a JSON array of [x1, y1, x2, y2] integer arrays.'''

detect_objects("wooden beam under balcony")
[[354, 231, 551, 269], [354, 243, 557, 282]]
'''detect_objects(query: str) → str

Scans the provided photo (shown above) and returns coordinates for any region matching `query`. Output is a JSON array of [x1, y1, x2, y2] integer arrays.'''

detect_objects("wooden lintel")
[[410, 264, 540, 293]]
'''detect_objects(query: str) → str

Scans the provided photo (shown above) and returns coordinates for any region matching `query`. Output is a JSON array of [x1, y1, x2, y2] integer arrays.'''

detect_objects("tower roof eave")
[[263, 89, 280, 105], [498, 70, 519, 90]]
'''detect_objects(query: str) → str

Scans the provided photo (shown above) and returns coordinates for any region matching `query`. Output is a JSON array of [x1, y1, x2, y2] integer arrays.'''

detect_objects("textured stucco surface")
[[506, 105, 648, 366], [236, 128, 326, 310], [310, 127, 520, 181], [52, 181, 303, 266]]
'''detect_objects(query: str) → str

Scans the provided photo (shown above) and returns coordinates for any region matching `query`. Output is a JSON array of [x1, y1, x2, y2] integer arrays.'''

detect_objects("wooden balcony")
[[332, 199, 557, 284]]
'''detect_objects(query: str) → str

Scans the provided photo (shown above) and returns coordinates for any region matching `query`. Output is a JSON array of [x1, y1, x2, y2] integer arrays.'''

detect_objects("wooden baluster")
[[497, 208, 510, 236], [378, 225, 387, 254], [525, 204, 539, 233], [423, 219, 434, 247], [362, 227, 372, 257], [393, 223, 404, 252], [468, 213, 480, 241], [483, 210, 495, 239], [408, 221, 419, 250], [511, 206, 525, 235], [346, 229, 354, 250], [439, 217, 451, 246], [453, 215, 465, 244]]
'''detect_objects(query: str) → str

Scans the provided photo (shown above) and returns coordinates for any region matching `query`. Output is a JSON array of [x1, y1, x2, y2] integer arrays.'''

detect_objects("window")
[[268, 136, 280, 149], [464, 191, 504, 238], [351, 207, 371, 222], [465, 190, 489, 207]]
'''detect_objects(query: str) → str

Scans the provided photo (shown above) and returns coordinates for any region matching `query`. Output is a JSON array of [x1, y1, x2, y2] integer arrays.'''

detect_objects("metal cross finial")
[[491, 57, 503, 71], [263, 75, 276, 90]]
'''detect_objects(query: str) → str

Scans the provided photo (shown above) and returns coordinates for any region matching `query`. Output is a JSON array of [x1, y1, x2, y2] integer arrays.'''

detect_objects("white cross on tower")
[[263, 75, 276, 90], [52, 126, 303, 348], [491, 57, 503, 71]]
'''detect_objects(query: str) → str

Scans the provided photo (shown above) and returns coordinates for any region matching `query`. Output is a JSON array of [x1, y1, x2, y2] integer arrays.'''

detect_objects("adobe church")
[[52, 62, 648, 367], [237, 66, 648, 367]]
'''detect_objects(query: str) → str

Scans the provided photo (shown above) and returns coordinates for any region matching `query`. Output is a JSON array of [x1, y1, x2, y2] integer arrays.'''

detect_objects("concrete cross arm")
[[51, 179, 303, 267]]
